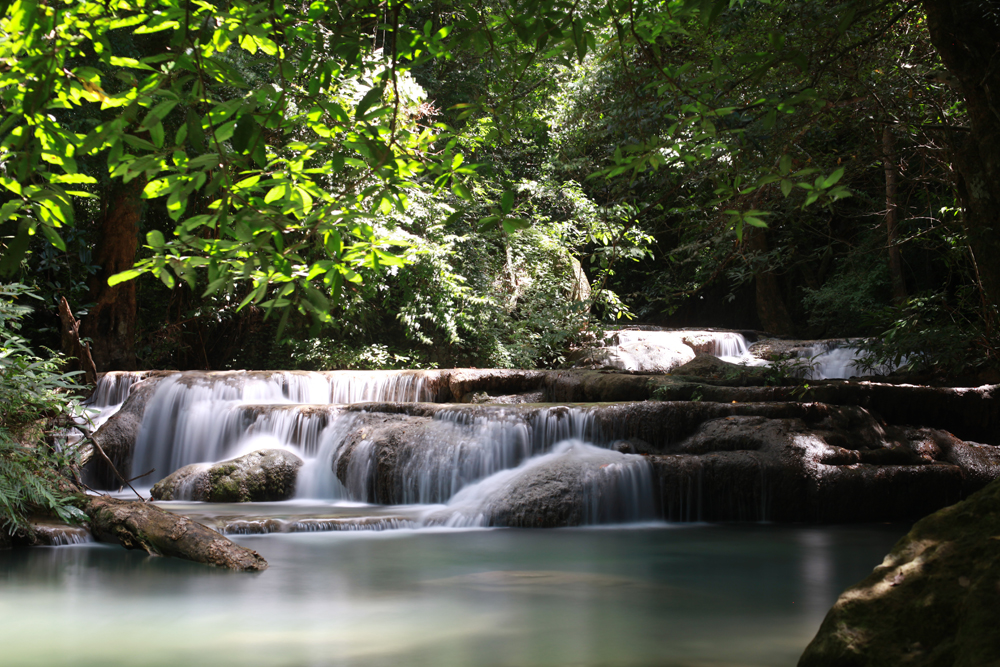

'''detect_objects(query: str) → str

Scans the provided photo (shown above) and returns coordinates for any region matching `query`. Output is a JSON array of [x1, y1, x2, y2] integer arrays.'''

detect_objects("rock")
[[647, 405, 976, 522], [426, 442, 657, 527], [670, 355, 768, 382], [798, 476, 1000, 666], [150, 449, 303, 502], [83, 495, 267, 571], [326, 400, 1000, 523]]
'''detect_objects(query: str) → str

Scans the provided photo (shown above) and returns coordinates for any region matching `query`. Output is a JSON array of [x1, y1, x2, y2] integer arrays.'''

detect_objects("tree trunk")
[[923, 1, 1000, 316], [83, 495, 268, 571], [81, 178, 144, 371], [746, 228, 796, 335], [883, 126, 908, 305]]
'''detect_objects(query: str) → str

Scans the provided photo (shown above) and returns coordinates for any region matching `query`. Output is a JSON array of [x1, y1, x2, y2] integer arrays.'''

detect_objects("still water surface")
[[0, 521, 904, 667]]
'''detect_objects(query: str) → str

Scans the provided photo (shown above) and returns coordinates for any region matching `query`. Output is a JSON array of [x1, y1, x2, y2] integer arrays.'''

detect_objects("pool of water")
[[0, 521, 905, 667]]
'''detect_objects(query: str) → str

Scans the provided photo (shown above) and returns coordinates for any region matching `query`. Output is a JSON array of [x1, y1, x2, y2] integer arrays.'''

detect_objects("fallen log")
[[83, 495, 267, 571]]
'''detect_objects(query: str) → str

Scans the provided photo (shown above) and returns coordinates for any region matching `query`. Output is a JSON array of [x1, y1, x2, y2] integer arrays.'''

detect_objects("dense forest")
[[0, 0, 996, 382], [4, 6, 1000, 662]]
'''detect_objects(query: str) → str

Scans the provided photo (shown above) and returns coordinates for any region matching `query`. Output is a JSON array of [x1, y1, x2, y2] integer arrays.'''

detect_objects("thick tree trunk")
[[923, 1, 1000, 315], [883, 126, 907, 305], [80, 178, 144, 371], [746, 228, 795, 335], [84, 495, 268, 571]]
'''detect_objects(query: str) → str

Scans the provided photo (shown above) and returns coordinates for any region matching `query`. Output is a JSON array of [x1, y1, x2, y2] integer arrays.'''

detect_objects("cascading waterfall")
[[131, 371, 430, 485], [798, 344, 862, 380], [332, 406, 600, 505], [123, 370, 655, 528], [601, 328, 767, 372], [423, 440, 657, 527], [794, 341, 901, 379]]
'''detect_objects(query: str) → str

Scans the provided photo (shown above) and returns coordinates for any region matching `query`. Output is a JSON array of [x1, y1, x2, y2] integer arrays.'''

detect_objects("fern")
[[0, 430, 86, 536]]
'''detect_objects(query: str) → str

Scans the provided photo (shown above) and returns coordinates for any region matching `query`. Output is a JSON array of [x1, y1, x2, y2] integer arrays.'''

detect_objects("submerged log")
[[83, 495, 267, 571]]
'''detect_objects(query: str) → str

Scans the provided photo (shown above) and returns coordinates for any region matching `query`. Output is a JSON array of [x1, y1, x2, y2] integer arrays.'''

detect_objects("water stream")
[[20, 353, 915, 665]]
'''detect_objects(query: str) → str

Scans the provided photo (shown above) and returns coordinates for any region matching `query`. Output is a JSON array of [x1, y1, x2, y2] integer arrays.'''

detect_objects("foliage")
[[0, 0, 993, 377], [857, 292, 998, 377], [0, 430, 86, 535], [0, 284, 87, 535]]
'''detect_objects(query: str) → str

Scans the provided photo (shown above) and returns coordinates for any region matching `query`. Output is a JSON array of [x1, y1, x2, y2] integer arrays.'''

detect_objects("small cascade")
[[31, 523, 92, 546], [77, 371, 147, 432], [709, 332, 769, 367], [332, 406, 600, 504], [423, 440, 657, 527], [131, 371, 431, 484], [799, 344, 863, 380], [295, 414, 360, 499], [592, 328, 765, 372]]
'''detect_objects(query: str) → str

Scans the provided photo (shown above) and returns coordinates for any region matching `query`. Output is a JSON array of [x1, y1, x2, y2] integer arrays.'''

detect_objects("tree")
[[922, 1, 1000, 316]]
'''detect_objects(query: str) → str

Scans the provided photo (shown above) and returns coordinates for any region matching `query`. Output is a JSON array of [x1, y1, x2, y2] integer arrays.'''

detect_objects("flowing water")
[[0, 522, 905, 667], [13, 368, 911, 665]]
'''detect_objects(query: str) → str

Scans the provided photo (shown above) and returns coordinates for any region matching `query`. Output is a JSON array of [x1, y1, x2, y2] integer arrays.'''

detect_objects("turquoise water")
[[0, 520, 903, 666]]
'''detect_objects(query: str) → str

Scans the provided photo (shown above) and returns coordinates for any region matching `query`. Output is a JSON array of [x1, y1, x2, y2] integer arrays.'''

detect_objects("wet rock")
[[427, 442, 657, 528], [647, 406, 977, 522], [445, 369, 547, 403], [151, 449, 303, 502], [798, 476, 1000, 667]]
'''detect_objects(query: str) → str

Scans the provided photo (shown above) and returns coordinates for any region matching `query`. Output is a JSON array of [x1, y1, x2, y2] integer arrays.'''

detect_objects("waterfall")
[[77, 371, 147, 432], [123, 370, 660, 529], [799, 344, 862, 380], [332, 406, 600, 504], [131, 371, 430, 484], [422, 440, 657, 527], [598, 329, 765, 372]]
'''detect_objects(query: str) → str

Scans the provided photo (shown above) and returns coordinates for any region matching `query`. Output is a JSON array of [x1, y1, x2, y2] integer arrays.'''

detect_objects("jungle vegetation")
[[1, 0, 999, 531]]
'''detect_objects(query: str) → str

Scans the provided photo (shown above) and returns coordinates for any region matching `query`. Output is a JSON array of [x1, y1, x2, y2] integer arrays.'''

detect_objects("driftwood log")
[[83, 495, 267, 571]]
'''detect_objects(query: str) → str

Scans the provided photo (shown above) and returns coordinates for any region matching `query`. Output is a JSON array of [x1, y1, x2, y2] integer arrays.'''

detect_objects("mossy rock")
[[151, 449, 303, 502], [799, 475, 1000, 666]]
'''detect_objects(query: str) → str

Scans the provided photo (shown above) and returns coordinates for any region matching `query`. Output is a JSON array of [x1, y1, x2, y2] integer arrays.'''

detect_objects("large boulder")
[[424, 441, 656, 527], [798, 476, 1000, 666], [151, 449, 303, 502]]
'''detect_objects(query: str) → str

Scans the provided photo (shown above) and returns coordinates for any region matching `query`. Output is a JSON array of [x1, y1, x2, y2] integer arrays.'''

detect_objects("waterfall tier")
[[85, 369, 1000, 530]]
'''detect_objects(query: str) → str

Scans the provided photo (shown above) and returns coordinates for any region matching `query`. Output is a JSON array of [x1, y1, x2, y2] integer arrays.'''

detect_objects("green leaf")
[[500, 190, 515, 215], [108, 268, 144, 286], [779, 154, 792, 175], [355, 86, 384, 121], [146, 230, 166, 248], [451, 181, 473, 201], [822, 167, 845, 189], [502, 218, 530, 233]]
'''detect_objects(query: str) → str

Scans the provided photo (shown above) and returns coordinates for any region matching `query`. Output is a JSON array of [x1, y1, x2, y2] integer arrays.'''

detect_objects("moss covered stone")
[[151, 449, 303, 502], [799, 475, 1000, 666]]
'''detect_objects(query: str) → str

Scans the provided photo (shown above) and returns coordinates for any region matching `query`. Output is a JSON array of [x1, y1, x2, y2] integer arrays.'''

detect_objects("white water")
[[602, 329, 767, 372], [131, 371, 431, 485], [425, 440, 656, 527], [118, 372, 654, 526], [75, 371, 147, 433]]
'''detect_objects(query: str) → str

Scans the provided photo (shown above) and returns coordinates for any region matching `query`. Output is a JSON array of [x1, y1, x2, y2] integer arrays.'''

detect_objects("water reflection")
[[0, 524, 905, 667]]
